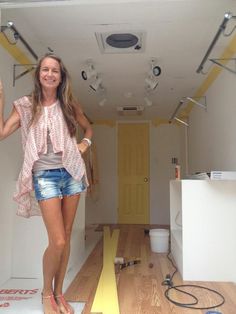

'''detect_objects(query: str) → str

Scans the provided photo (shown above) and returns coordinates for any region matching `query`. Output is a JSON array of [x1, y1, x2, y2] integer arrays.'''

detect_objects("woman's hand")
[[75, 103, 92, 154], [77, 140, 90, 154]]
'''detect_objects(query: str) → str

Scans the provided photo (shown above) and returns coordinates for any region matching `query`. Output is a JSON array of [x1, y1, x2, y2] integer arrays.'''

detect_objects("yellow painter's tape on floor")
[[91, 226, 120, 314]]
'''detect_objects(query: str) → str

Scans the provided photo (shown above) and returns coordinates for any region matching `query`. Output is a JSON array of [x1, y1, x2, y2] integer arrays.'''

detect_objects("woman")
[[0, 54, 92, 314]]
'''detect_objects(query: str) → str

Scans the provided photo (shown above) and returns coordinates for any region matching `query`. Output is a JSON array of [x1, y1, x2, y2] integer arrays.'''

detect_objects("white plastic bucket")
[[149, 229, 169, 253]]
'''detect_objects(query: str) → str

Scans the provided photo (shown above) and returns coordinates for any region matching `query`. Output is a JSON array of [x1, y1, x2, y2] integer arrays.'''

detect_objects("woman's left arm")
[[75, 104, 93, 154]]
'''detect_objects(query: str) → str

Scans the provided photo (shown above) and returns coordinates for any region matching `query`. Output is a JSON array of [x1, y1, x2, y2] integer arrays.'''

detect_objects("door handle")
[[144, 177, 149, 182]]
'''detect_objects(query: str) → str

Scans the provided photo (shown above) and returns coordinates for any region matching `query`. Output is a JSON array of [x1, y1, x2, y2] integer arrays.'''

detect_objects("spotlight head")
[[224, 12, 233, 20], [7, 21, 13, 28], [89, 76, 102, 92], [145, 77, 158, 90], [81, 70, 88, 80], [81, 64, 97, 81], [152, 65, 161, 77], [13, 32, 19, 40]]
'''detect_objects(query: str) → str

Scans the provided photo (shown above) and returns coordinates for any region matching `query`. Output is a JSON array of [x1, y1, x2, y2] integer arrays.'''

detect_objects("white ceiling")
[[1, 0, 236, 121]]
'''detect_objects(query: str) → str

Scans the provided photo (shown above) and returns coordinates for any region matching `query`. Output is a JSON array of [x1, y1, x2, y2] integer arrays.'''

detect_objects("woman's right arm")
[[0, 80, 21, 141]]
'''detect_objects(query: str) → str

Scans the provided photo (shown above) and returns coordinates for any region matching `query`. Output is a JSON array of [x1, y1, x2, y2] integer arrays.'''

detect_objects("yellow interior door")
[[118, 123, 149, 224]]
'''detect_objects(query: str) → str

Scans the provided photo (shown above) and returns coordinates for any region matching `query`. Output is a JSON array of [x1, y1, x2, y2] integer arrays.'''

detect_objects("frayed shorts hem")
[[33, 168, 86, 202], [37, 192, 84, 202]]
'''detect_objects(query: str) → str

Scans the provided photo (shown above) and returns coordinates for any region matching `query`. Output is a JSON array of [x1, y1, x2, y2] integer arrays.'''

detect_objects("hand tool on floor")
[[114, 257, 141, 270]]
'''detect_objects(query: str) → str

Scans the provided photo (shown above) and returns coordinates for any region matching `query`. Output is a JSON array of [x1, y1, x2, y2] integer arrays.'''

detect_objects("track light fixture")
[[150, 59, 161, 77], [89, 76, 102, 92], [145, 76, 158, 90], [81, 60, 97, 80], [81, 59, 107, 94], [144, 58, 161, 92]]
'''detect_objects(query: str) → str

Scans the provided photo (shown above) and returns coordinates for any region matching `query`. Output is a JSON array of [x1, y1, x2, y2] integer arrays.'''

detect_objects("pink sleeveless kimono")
[[13, 96, 88, 218]]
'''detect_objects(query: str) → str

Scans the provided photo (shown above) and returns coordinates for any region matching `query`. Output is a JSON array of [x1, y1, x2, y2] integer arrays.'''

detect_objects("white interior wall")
[[150, 123, 181, 224], [86, 122, 182, 225], [188, 69, 236, 173], [86, 124, 117, 224], [179, 126, 188, 176], [0, 46, 33, 286]]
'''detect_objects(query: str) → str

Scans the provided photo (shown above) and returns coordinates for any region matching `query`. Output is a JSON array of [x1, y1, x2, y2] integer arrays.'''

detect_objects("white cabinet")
[[170, 180, 236, 282]]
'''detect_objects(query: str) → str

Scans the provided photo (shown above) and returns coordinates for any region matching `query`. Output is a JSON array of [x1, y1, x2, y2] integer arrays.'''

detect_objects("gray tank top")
[[33, 130, 63, 171]]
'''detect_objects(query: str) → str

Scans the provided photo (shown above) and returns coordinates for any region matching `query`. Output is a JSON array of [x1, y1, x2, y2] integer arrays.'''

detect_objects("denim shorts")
[[32, 168, 86, 201]]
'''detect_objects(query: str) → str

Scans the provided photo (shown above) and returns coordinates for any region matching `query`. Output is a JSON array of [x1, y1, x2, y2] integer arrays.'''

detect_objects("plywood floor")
[[65, 224, 236, 314]]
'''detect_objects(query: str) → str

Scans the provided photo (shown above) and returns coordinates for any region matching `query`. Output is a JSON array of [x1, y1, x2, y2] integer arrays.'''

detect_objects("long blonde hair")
[[31, 53, 77, 137]]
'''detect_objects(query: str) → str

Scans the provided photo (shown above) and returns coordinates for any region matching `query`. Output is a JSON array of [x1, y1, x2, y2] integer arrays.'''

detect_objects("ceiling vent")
[[95, 31, 145, 54], [117, 106, 144, 115]]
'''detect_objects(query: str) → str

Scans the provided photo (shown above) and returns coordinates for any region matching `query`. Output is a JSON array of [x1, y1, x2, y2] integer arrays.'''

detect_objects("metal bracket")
[[185, 96, 207, 110], [169, 100, 184, 122], [169, 96, 206, 126], [174, 117, 189, 127], [1, 21, 38, 61], [13, 64, 36, 86], [169, 99, 189, 127], [196, 12, 236, 74], [210, 58, 236, 75]]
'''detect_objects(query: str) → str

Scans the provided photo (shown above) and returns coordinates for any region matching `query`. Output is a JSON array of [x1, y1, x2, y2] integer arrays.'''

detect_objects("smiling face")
[[39, 57, 61, 91]]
